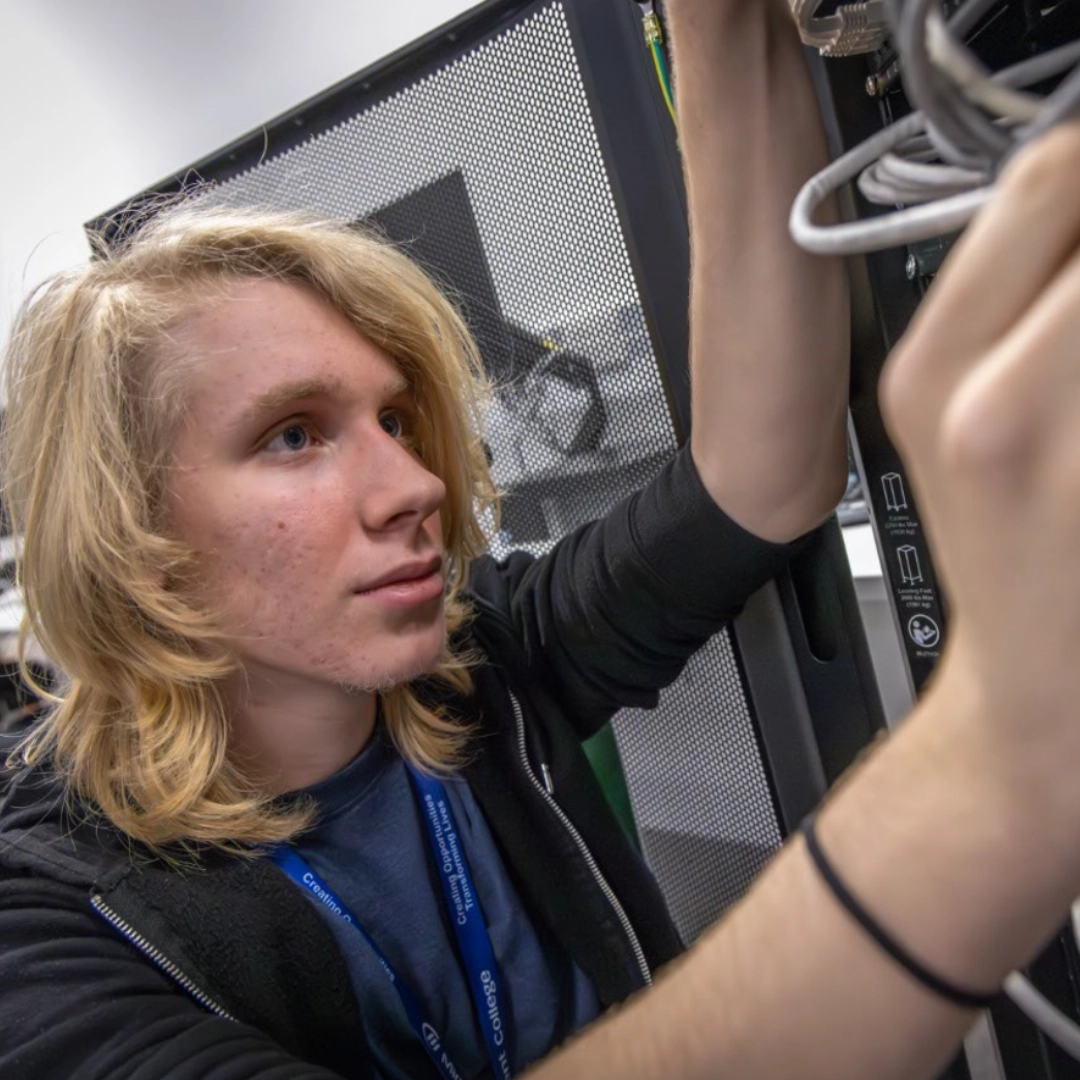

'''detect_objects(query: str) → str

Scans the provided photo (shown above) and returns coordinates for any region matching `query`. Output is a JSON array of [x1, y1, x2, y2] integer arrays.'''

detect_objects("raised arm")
[[468, 2, 851, 725], [526, 114, 1080, 1080], [668, 0, 850, 543]]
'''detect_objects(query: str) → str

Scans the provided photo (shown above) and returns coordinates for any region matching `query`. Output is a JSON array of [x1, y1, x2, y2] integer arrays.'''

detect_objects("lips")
[[357, 555, 444, 594]]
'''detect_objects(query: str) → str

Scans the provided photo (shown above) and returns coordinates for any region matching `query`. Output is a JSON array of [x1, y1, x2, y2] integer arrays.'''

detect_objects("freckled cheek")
[[239, 515, 348, 606], [173, 485, 352, 619], [235, 526, 318, 586], [212, 538, 323, 640], [191, 492, 320, 559], [185, 513, 296, 600]]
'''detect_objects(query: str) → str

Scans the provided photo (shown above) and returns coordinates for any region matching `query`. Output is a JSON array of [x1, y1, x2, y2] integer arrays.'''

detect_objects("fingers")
[[917, 122, 1080, 358], [919, 240, 1080, 526], [882, 122, 1080, 458], [980, 241, 1080, 471]]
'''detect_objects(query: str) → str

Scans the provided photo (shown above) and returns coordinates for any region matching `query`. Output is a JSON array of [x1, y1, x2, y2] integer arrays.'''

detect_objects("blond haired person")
[[0, 3, 849, 1075], [4, 4, 1079, 1080]]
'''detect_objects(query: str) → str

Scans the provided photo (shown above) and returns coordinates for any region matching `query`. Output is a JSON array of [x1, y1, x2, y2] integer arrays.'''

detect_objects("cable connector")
[[642, 11, 663, 47], [634, 2, 662, 47], [635, 0, 676, 126], [789, 0, 891, 57]]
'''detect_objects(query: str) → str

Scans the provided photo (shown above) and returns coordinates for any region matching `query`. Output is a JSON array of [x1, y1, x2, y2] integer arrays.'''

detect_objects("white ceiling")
[[0, 0, 476, 354]]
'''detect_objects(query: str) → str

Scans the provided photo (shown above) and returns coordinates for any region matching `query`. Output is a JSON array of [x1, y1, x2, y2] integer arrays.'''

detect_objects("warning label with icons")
[[874, 468, 947, 688]]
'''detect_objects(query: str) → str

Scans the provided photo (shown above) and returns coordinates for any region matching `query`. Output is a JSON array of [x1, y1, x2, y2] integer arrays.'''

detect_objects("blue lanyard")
[[271, 765, 512, 1080]]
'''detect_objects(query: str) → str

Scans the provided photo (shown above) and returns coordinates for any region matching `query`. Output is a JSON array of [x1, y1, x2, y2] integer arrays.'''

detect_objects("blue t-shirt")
[[289, 729, 601, 1079]]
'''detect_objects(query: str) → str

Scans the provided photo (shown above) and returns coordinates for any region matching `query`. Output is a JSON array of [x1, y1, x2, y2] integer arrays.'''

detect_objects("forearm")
[[530, 661, 1080, 1080], [666, 0, 850, 542]]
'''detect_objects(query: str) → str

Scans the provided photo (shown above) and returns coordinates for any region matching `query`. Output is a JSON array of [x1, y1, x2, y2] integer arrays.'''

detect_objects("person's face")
[[166, 277, 448, 695]]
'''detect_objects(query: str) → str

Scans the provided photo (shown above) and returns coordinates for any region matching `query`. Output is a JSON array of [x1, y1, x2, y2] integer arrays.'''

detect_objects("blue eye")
[[380, 411, 404, 439], [266, 424, 312, 453]]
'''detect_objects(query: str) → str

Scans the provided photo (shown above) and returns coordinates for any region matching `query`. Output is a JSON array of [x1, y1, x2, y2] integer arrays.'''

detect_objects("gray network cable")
[[925, 11, 1041, 123], [789, 0, 891, 56], [790, 0, 1080, 255], [896, 0, 1012, 169], [1004, 971, 1080, 1063], [862, 38, 1080, 202]]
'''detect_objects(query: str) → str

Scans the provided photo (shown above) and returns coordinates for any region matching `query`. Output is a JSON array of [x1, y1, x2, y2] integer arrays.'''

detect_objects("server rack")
[[810, 4, 1080, 1076]]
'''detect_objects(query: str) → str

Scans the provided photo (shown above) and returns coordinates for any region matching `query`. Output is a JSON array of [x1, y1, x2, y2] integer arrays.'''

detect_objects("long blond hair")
[[1, 202, 498, 853]]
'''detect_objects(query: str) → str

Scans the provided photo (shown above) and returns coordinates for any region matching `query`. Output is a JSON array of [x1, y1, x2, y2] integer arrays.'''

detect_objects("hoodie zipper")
[[90, 893, 236, 1020], [508, 689, 653, 988], [89, 688, 652, 1013]]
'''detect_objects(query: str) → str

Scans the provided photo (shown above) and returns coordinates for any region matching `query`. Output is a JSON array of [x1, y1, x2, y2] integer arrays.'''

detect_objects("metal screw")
[[905, 254, 919, 280], [867, 62, 901, 98]]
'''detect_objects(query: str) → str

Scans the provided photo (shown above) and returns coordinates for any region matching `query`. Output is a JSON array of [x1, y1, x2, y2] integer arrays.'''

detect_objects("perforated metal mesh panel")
[[203, 0, 781, 943], [612, 637, 782, 942]]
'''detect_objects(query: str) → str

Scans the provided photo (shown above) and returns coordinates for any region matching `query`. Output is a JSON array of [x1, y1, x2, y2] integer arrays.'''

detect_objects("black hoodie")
[[0, 447, 797, 1080]]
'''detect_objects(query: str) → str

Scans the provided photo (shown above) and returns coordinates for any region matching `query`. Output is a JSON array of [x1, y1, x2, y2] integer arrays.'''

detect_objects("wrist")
[[819, 664, 1080, 993], [930, 639, 1080, 839]]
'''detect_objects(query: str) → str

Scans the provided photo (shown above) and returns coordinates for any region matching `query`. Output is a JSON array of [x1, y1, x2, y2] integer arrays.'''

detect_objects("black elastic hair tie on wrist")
[[800, 812, 998, 1010]]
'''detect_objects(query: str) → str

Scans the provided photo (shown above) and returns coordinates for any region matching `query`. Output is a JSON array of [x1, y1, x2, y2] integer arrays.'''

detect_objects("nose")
[[353, 428, 446, 534]]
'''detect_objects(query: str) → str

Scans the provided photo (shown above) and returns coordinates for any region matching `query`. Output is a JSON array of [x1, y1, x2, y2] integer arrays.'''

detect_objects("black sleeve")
[[0, 873, 345, 1080], [467, 445, 807, 737]]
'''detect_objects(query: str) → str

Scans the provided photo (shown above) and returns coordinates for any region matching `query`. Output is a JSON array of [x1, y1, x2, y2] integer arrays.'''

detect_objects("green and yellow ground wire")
[[641, 7, 677, 126]]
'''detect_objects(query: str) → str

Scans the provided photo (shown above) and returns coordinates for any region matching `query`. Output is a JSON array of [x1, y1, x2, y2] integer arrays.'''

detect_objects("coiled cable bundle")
[[790, 0, 1080, 255]]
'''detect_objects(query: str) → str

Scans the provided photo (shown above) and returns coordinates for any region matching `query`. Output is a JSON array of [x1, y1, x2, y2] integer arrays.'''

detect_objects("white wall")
[[0, 0, 476, 355]]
